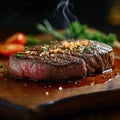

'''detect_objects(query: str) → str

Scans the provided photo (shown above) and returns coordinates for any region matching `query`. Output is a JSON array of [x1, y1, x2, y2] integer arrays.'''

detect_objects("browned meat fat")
[[8, 39, 114, 81]]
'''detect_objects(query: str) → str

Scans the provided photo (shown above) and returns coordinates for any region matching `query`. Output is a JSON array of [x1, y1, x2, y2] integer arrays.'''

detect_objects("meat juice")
[[0, 47, 120, 108]]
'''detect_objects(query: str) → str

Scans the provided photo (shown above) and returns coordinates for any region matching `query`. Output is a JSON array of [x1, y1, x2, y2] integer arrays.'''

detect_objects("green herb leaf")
[[36, 19, 117, 47], [16, 53, 22, 58], [37, 19, 65, 40]]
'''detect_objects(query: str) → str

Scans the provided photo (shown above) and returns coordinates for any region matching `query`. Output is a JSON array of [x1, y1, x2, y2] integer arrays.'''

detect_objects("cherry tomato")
[[0, 44, 24, 57], [4, 32, 27, 45]]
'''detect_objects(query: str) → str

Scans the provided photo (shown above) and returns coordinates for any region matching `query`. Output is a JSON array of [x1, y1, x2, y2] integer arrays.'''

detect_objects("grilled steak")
[[8, 39, 114, 81]]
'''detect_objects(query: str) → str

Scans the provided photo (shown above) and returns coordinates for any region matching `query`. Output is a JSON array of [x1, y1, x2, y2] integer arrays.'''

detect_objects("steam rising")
[[53, 0, 77, 28]]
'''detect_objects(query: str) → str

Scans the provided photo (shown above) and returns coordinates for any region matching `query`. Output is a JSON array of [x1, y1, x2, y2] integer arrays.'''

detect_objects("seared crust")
[[8, 39, 114, 81], [13, 40, 113, 66]]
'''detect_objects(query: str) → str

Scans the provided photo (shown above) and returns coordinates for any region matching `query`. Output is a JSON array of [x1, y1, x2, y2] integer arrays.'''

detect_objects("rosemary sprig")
[[37, 19, 65, 40]]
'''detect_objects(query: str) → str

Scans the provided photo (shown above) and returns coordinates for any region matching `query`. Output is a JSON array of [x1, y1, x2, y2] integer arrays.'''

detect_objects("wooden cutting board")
[[0, 43, 120, 120]]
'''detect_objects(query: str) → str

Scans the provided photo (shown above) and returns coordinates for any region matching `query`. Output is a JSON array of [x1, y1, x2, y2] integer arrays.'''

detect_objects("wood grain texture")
[[0, 41, 120, 119]]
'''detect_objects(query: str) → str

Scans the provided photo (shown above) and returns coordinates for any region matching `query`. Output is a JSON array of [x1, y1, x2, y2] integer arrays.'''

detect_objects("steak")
[[8, 39, 114, 81]]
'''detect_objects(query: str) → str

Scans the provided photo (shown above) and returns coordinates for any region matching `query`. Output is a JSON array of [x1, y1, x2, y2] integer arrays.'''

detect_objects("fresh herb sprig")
[[65, 21, 88, 39], [81, 31, 116, 47], [65, 21, 116, 47], [37, 19, 65, 40], [37, 20, 117, 47]]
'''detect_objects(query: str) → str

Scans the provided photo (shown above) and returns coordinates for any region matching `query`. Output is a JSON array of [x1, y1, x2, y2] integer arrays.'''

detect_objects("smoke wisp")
[[53, 0, 77, 28]]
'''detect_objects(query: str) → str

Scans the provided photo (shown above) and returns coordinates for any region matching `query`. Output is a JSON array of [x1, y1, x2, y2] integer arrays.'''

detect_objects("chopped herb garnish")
[[41, 49, 47, 53], [78, 45, 82, 48], [31, 59, 36, 63], [78, 49, 82, 54], [46, 59, 51, 63], [41, 55, 46, 58], [53, 54, 57, 58], [84, 47, 91, 52], [16, 53, 22, 58]]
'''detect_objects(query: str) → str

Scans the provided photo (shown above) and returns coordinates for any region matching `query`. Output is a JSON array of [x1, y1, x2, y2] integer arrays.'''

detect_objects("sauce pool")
[[0, 47, 120, 107], [0, 50, 120, 90]]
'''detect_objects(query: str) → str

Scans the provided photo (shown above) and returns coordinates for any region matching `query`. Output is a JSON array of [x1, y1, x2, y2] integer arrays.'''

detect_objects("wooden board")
[[0, 45, 120, 120]]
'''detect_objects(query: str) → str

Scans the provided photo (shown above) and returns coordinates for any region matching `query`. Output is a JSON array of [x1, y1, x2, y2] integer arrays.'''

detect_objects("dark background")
[[0, 0, 120, 38]]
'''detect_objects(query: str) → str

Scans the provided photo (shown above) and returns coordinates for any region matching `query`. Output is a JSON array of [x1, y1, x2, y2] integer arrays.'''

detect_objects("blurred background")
[[0, 0, 120, 39]]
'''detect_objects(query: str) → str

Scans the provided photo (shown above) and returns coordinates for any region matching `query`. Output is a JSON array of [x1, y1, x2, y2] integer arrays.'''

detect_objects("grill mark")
[[70, 49, 105, 73], [14, 40, 112, 67]]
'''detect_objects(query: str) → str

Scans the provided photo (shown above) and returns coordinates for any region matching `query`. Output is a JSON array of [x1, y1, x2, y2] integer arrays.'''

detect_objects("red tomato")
[[4, 32, 27, 45], [0, 44, 24, 57]]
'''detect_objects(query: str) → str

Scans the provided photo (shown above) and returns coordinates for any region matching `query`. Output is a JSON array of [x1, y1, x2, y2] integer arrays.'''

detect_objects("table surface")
[[0, 37, 120, 120]]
